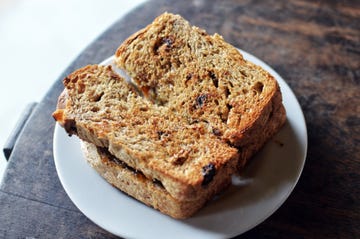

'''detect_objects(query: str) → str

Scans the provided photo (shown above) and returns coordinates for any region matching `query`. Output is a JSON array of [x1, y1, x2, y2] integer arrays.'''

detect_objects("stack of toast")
[[53, 13, 286, 219]]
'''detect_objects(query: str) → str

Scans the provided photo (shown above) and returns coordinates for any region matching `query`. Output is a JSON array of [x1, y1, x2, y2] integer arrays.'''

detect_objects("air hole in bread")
[[208, 71, 218, 88], [226, 103, 233, 118], [152, 178, 164, 188], [253, 82, 264, 94], [139, 106, 149, 112], [157, 130, 169, 140], [224, 87, 231, 98], [136, 44, 143, 50], [219, 112, 228, 123], [91, 106, 100, 112], [92, 92, 104, 102], [188, 119, 199, 125], [184, 73, 193, 86], [240, 70, 248, 78]]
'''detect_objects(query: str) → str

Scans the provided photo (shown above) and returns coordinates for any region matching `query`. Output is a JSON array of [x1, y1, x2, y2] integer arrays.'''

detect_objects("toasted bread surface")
[[115, 13, 286, 153], [53, 64, 239, 202]]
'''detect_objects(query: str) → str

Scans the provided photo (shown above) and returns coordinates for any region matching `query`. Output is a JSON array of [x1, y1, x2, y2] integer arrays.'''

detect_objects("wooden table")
[[1, 0, 359, 238]]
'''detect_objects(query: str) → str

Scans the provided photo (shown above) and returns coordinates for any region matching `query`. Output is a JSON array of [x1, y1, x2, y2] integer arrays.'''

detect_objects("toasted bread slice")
[[115, 13, 286, 160], [81, 141, 231, 219], [53, 64, 239, 202]]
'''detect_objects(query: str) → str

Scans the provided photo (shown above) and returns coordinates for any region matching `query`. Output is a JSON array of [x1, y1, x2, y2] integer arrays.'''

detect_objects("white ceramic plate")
[[53, 50, 307, 239]]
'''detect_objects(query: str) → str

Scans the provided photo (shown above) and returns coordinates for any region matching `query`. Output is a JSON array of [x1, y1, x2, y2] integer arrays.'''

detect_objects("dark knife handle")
[[3, 102, 38, 160]]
